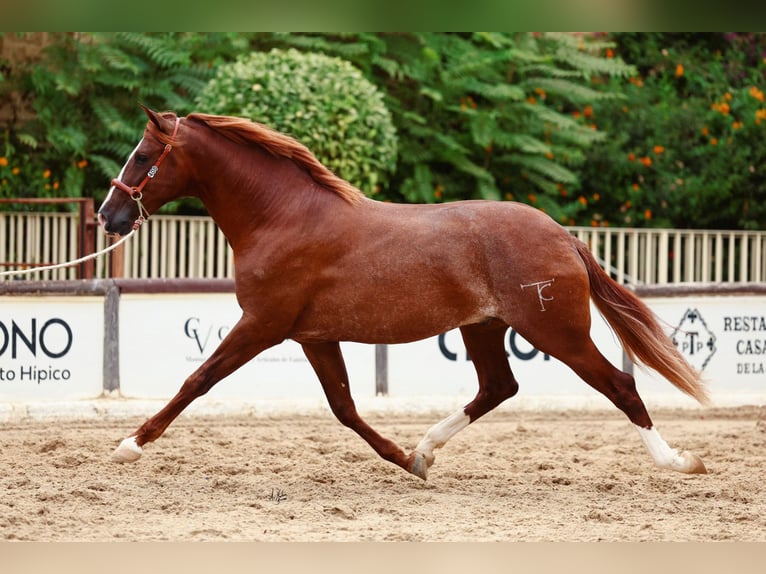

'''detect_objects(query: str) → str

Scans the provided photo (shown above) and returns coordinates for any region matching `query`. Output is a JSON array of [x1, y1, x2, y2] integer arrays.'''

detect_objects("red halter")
[[111, 117, 181, 230]]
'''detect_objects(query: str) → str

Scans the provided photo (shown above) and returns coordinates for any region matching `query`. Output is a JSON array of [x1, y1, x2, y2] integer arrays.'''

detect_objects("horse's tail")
[[573, 237, 710, 405]]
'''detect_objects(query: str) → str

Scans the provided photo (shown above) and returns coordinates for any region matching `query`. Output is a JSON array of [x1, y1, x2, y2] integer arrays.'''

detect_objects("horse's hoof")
[[409, 452, 428, 481], [112, 436, 143, 463], [681, 451, 707, 474]]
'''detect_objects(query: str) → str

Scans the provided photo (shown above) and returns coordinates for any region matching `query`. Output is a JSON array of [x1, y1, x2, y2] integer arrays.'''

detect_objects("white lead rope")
[[0, 230, 136, 278]]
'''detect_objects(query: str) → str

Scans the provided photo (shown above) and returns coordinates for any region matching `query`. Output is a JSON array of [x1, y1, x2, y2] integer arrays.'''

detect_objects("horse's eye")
[[135, 154, 149, 165]]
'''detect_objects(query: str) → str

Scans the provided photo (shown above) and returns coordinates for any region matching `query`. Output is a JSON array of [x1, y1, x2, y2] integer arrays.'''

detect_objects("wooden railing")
[[571, 226, 766, 284], [1, 207, 765, 285], [0, 199, 96, 280]]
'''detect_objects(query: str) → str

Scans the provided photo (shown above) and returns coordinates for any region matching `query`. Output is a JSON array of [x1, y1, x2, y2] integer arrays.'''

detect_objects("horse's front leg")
[[112, 314, 279, 462], [301, 341, 414, 474]]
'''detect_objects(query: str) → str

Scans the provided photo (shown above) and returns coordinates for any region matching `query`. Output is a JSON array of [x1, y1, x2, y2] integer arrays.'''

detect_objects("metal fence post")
[[103, 281, 121, 393], [375, 344, 388, 396]]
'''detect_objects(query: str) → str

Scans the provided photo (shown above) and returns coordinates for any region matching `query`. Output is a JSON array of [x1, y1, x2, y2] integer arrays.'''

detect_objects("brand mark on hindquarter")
[[520, 278, 555, 311]]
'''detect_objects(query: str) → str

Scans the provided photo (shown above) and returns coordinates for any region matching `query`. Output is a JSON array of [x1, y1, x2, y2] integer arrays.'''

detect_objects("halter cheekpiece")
[[111, 117, 181, 230]]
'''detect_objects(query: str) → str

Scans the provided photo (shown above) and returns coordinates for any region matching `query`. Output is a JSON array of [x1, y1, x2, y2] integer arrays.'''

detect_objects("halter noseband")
[[111, 117, 181, 230]]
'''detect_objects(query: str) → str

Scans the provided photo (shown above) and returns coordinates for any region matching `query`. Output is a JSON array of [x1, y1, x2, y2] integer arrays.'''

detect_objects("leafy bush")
[[195, 48, 398, 195]]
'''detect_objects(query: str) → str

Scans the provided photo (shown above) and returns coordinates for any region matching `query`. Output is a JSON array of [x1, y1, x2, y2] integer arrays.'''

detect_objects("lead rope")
[[0, 230, 136, 278]]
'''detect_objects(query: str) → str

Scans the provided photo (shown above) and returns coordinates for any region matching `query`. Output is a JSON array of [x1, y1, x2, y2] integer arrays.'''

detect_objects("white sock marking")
[[112, 436, 143, 463], [416, 410, 471, 458], [635, 425, 693, 472]]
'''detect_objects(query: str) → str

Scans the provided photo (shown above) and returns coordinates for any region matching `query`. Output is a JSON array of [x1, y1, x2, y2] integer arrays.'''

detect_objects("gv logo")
[[183, 317, 230, 355]]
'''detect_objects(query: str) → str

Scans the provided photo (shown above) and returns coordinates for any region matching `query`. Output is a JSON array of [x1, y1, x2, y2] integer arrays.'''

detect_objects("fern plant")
[[254, 32, 635, 223]]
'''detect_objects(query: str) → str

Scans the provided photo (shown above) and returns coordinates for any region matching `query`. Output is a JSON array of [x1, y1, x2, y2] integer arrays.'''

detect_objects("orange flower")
[[534, 87, 547, 98], [528, 193, 537, 204], [733, 120, 744, 130], [653, 145, 665, 154], [578, 195, 587, 206], [527, 96, 537, 105], [712, 101, 730, 115], [11, 167, 20, 175], [627, 152, 635, 162], [639, 156, 652, 167], [572, 110, 581, 119], [77, 159, 88, 169], [749, 86, 764, 102], [606, 48, 614, 59], [701, 126, 709, 136], [632, 183, 640, 191], [710, 137, 718, 145], [53, 181, 60, 190], [644, 209, 652, 220], [42, 169, 51, 178], [0, 157, 7, 167], [583, 105, 593, 118], [675, 64, 684, 77], [434, 185, 443, 200]]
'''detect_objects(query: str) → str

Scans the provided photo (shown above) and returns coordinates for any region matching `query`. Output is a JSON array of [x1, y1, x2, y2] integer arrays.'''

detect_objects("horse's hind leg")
[[572, 344, 706, 474], [523, 322, 706, 475], [301, 341, 413, 472], [410, 321, 518, 480]]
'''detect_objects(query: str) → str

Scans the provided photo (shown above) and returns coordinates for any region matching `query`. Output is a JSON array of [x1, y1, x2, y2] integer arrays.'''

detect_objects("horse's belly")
[[290, 287, 495, 345]]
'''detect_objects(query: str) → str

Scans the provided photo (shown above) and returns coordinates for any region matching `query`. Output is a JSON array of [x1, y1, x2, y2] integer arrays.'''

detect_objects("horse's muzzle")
[[97, 209, 134, 237]]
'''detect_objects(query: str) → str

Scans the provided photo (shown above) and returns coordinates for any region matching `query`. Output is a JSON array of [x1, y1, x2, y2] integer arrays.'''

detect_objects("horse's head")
[[98, 105, 184, 237]]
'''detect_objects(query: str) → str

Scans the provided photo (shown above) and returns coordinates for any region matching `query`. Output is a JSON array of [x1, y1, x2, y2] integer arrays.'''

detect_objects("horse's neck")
[[194, 146, 342, 250]]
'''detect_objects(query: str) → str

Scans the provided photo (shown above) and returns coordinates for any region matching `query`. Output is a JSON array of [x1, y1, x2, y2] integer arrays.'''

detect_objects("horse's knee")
[[329, 403, 360, 428]]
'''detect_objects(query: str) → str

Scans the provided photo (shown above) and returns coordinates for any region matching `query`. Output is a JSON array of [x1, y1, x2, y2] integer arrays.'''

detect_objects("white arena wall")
[[0, 280, 764, 415]]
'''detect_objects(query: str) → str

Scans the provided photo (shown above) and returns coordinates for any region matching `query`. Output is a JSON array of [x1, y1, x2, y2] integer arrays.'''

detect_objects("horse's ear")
[[139, 103, 174, 134]]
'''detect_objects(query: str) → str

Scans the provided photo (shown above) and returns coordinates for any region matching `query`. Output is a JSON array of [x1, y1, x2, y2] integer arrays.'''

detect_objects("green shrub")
[[195, 48, 398, 196]]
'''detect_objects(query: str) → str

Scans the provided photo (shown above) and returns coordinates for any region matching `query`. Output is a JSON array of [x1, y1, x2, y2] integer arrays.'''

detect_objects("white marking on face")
[[101, 138, 144, 211]]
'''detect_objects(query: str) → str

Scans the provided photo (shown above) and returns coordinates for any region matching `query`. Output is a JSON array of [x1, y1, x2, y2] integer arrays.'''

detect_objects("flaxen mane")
[[186, 113, 365, 205]]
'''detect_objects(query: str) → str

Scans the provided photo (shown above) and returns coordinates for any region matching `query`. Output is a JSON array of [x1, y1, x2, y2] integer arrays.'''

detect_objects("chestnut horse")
[[99, 106, 709, 480]]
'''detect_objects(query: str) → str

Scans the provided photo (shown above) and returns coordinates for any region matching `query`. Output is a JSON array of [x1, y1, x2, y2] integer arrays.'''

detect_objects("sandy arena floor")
[[1, 405, 764, 542]]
